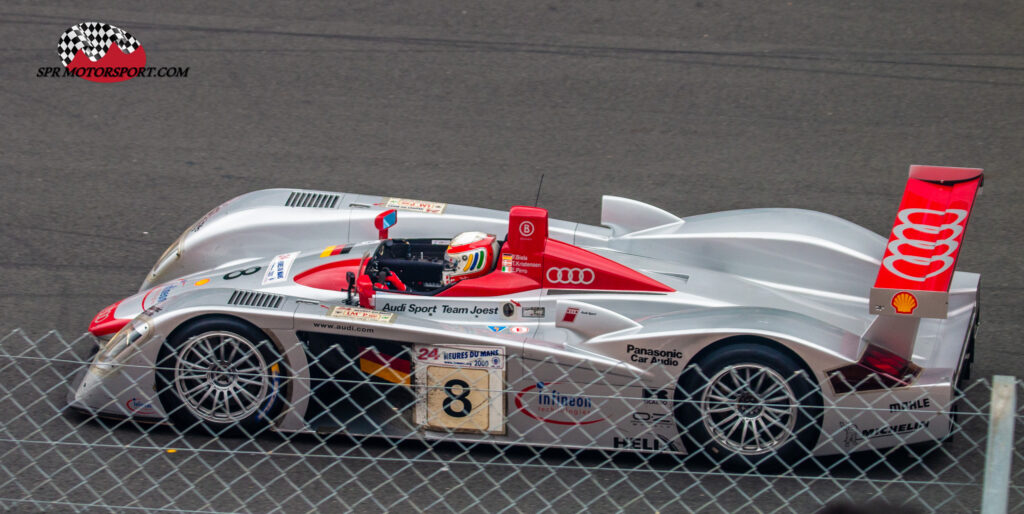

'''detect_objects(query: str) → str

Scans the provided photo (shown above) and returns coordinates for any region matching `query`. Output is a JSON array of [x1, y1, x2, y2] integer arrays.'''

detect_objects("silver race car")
[[69, 165, 983, 469]]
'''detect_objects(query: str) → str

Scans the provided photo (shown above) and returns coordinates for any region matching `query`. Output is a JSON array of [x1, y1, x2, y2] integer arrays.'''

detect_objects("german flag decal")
[[319, 244, 352, 258], [358, 347, 411, 385]]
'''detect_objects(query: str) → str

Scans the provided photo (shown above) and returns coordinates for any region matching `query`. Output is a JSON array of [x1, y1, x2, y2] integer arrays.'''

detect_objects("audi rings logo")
[[519, 221, 535, 237], [546, 267, 595, 285], [883, 208, 968, 282]]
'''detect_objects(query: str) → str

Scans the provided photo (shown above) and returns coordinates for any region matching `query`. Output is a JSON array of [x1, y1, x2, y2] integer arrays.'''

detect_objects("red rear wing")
[[869, 165, 983, 318]]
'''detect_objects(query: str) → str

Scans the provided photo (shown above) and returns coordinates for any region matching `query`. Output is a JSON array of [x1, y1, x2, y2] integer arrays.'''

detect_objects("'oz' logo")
[[546, 267, 595, 285], [58, 22, 146, 83]]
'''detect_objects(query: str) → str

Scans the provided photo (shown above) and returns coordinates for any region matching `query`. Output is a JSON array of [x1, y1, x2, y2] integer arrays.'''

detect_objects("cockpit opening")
[[365, 237, 503, 295]]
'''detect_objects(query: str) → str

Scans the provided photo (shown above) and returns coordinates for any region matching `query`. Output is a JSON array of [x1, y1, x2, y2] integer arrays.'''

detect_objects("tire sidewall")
[[156, 317, 285, 435], [675, 343, 822, 470]]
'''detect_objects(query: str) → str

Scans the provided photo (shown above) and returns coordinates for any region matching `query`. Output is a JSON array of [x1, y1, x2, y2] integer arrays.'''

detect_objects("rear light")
[[827, 344, 922, 394], [861, 345, 915, 377]]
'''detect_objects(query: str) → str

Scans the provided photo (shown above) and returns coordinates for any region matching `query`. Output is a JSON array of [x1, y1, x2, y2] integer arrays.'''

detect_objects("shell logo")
[[891, 291, 918, 314]]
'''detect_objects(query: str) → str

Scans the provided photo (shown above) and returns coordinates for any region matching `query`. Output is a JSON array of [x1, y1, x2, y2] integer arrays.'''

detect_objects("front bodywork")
[[69, 189, 981, 456]]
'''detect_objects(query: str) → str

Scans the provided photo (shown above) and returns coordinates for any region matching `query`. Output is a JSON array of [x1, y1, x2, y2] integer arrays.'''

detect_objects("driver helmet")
[[443, 232, 499, 284]]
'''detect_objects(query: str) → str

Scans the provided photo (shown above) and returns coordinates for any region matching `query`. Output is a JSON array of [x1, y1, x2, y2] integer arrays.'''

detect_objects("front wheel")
[[156, 317, 285, 436], [675, 343, 822, 471]]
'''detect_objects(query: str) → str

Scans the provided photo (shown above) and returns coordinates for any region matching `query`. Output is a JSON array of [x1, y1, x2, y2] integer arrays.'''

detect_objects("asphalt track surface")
[[2, 2, 1024, 512]]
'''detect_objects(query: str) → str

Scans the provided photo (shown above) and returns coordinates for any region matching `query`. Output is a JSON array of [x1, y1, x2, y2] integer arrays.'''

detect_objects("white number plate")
[[414, 345, 505, 434]]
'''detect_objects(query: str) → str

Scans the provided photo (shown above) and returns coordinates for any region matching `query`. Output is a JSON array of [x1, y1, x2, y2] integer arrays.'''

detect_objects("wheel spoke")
[[219, 390, 232, 415], [760, 381, 787, 400], [184, 381, 210, 396], [762, 411, 794, 435], [711, 382, 733, 399], [225, 339, 238, 362], [217, 335, 227, 361], [228, 388, 246, 410], [233, 345, 257, 366], [187, 348, 216, 368], [237, 387, 258, 403], [754, 369, 766, 392], [706, 395, 731, 407], [200, 339, 217, 360], [760, 413, 783, 439], [195, 385, 214, 408], [714, 408, 739, 424], [729, 368, 744, 390], [743, 368, 758, 390], [238, 378, 262, 393], [213, 389, 226, 415], [759, 417, 779, 449], [236, 376, 265, 386], [750, 418, 763, 449], [722, 414, 742, 440]]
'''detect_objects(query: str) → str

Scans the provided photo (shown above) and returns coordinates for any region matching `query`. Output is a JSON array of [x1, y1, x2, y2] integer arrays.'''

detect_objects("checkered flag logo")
[[57, 22, 142, 67]]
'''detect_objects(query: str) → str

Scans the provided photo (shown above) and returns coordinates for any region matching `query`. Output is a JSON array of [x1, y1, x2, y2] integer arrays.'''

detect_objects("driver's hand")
[[385, 270, 407, 291]]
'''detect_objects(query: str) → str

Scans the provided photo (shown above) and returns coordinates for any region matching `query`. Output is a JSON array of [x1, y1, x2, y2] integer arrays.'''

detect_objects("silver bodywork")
[[69, 189, 980, 456]]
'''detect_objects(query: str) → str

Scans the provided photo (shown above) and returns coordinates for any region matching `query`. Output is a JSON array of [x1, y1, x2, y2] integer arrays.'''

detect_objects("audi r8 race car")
[[68, 165, 983, 469]]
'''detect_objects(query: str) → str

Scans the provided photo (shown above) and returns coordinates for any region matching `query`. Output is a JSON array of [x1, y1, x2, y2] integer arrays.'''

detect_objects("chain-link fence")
[[0, 328, 1018, 513]]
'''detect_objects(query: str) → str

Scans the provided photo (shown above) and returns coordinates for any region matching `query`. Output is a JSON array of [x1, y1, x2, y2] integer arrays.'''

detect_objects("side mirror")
[[345, 271, 356, 304], [374, 209, 398, 240]]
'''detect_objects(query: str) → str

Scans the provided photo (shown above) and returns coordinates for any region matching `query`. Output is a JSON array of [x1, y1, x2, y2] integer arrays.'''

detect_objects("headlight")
[[145, 203, 230, 290], [91, 316, 153, 376], [156, 233, 184, 268], [147, 229, 188, 284]]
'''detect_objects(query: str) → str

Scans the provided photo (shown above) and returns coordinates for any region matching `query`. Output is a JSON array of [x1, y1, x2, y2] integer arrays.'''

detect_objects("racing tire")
[[156, 317, 285, 436], [675, 343, 822, 471]]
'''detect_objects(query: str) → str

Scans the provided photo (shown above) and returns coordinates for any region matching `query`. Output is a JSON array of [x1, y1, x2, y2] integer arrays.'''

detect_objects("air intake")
[[227, 290, 284, 309], [285, 191, 340, 208]]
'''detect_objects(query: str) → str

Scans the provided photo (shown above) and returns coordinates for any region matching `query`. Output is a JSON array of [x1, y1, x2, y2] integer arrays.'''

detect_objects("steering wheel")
[[364, 244, 408, 291], [377, 267, 407, 291]]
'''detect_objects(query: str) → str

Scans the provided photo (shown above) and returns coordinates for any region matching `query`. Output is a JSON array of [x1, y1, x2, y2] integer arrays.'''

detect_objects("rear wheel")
[[156, 317, 284, 436], [675, 343, 822, 470]]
